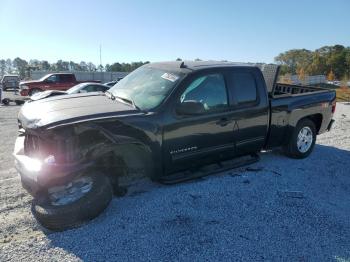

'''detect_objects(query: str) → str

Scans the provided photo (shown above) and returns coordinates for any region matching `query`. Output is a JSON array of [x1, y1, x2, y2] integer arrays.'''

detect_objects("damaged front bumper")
[[14, 136, 94, 197]]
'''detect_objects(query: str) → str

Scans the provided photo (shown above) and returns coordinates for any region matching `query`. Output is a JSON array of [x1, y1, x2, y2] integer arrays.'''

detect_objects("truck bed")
[[272, 83, 329, 97], [266, 83, 336, 149]]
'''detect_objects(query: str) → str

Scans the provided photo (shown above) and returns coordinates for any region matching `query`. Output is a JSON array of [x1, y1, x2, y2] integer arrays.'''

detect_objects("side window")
[[95, 85, 108, 92], [60, 75, 73, 83], [230, 72, 257, 104], [82, 85, 95, 92], [46, 75, 58, 83], [180, 73, 228, 112]]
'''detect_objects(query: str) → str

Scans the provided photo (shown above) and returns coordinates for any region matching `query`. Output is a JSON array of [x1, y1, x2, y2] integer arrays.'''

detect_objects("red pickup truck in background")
[[19, 73, 100, 96]]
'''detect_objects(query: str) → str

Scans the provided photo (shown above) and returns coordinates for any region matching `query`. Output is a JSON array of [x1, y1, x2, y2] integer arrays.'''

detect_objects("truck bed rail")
[[273, 83, 327, 97]]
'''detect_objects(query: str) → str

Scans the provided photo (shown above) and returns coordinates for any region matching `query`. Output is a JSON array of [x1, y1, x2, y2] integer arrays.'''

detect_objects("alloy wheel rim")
[[48, 176, 93, 206], [297, 126, 313, 153]]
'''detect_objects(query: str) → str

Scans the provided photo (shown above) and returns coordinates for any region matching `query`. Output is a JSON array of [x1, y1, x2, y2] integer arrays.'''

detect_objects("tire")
[[283, 118, 316, 159], [32, 173, 113, 231], [29, 88, 42, 96], [2, 98, 10, 105], [15, 100, 25, 105]]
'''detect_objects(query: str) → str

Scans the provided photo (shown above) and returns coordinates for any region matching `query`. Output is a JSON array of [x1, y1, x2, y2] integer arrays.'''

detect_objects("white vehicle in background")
[[30, 82, 110, 101]]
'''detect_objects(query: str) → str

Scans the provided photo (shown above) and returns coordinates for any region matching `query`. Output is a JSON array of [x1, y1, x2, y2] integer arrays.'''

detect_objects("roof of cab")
[[146, 60, 264, 73]]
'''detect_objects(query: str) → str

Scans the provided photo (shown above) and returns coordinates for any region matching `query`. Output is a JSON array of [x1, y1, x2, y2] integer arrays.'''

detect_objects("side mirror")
[[176, 100, 205, 115], [79, 90, 87, 93]]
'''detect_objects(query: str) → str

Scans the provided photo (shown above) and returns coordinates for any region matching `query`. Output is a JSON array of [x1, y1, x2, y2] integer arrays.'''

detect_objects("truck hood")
[[20, 80, 41, 85], [30, 90, 67, 101], [18, 92, 141, 129]]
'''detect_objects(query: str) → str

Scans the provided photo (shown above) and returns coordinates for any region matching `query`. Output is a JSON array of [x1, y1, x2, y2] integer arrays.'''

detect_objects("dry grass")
[[336, 88, 350, 102]]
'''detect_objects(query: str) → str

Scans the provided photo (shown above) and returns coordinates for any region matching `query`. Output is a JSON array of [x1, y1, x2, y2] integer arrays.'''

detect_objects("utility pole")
[[99, 44, 102, 72]]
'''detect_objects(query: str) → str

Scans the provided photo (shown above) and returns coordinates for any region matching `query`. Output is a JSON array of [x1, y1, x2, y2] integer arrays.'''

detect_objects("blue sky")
[[0, 0, 349, 64]]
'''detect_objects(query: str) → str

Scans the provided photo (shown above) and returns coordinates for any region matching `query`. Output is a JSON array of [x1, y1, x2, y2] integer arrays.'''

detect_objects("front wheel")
[[283, 118, 316, 159], [32, 173, 113, 231]]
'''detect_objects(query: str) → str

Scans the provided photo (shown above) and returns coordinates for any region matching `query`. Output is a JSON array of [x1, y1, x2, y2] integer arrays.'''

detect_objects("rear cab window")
[[227, 69, 258, 106], [59, 74, 74, 82]]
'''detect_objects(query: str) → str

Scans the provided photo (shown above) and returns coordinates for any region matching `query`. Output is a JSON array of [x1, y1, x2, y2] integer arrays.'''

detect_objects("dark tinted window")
[[59, 74, 74, 82], [230, 72, 257, 104], [82, 85, 96, 92], [46, 75, 58, 83], [180, 73, 228, 112], [84, 85, 107, 92], [95, 85, 108, 92]]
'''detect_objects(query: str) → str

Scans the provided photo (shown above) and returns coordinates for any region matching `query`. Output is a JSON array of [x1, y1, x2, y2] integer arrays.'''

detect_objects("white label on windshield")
[[161, 73, 179, 82]]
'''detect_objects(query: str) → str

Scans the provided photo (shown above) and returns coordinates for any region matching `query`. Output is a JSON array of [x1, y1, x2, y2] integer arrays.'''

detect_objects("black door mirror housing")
[[176, 100, 205, 115]]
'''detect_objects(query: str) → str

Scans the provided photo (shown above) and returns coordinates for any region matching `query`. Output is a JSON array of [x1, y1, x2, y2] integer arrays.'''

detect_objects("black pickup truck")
[[14, 61, 336, 230]]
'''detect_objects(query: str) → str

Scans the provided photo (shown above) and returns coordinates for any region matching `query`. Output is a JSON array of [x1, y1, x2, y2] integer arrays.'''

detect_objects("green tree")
[[325, 45, 346, 78], [87, 62, 96, 71], [0, 59, 6, 76], [41, 60, 50, 71], [275, 45, 350, 79], [79, 61, 88, 71], [275, 49, 312, 75], [344, 48, 350, 78], [5, 59, 12, 74], [13, 57, 28, 78]]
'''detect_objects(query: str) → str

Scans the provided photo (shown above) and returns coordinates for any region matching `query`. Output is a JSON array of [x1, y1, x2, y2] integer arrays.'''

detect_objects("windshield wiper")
[[114, 95, 141, 111], [105, 91, 141, 111], [105, 91, 115, 100]]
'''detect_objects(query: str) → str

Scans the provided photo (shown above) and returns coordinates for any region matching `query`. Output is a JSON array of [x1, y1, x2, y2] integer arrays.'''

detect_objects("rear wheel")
[[32, 173, 113, 231], [2, 98, 10, 105], [14, 100, 25, 105], [283, 118, 316, 159]]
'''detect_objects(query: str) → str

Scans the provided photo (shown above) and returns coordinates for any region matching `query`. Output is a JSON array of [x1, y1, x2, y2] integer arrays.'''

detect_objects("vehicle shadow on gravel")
[[43, 144, 350, 261]]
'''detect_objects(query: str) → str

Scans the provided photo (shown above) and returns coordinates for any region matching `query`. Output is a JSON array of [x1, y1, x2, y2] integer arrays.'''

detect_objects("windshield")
[[108, 66, 182, 110], [38, 74, 51, 81], [66, 83, 85, 94]]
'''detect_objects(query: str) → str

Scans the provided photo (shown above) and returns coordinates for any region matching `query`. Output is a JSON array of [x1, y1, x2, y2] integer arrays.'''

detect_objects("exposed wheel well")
[[95, 152, 127, 185], [94, 144, 154, 188], [299, 114, 323, 134]]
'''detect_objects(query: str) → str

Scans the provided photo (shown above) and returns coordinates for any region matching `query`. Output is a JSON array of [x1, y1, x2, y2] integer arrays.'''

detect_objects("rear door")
[[162, 70, 236, 174], [225, 68, 269, 155], [57, 74, 75, 90]]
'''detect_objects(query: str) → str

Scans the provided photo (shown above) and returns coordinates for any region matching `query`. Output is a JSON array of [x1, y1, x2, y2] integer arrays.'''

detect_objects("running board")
[[159, 153, 260, 185]]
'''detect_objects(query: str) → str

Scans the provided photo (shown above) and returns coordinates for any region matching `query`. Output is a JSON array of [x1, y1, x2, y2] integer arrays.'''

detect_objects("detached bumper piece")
[[159, 153, 260, 184]]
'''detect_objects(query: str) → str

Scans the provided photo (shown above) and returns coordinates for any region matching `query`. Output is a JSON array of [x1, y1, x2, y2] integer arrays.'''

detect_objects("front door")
[[162, 71, 236, 174]]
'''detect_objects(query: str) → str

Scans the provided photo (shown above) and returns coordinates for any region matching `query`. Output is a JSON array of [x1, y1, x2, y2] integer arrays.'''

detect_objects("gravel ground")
[[0, 90, 350, 261]]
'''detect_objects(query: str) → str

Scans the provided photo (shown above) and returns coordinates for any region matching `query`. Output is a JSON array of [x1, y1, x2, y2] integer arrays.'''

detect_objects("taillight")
[[331, 100, 336, 114]]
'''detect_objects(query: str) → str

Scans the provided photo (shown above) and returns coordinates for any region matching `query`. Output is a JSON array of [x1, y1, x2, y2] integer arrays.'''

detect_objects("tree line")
[[0, 58, 149, 79], [2, 45, 349, 80], [275, 45, 350, 80]]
